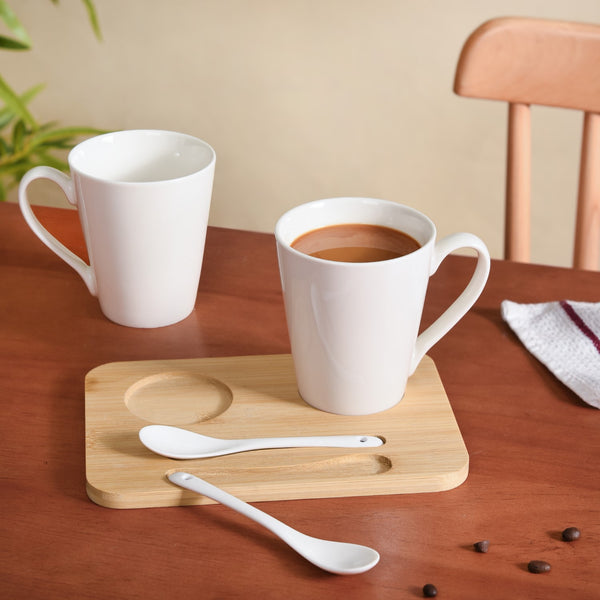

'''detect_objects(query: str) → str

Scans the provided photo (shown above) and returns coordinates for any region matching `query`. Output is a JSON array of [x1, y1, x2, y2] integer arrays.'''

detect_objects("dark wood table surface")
[[1, 202, 598, 599]]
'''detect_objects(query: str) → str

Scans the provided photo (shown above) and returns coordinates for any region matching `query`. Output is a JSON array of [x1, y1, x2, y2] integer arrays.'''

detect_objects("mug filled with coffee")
[[275, 197, 490, 415]]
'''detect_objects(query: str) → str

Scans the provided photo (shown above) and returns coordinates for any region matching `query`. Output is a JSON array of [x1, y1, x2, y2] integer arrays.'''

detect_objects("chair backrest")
[[453, 17, 600, 270]]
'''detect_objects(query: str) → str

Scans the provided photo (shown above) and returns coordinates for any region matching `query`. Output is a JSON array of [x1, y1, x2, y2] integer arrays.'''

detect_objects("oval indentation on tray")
[[166, 454, 392, 485], [124, 371, 233, 425]]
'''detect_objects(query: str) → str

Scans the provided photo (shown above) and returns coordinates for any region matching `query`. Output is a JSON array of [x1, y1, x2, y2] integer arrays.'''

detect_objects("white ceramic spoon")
[[140, 425, 383, 459], [168, 472, 380, 575]]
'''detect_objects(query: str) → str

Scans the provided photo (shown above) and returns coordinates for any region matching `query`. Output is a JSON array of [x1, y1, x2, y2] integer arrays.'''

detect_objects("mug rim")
[[68, 129, 216, 185], [275, 197, 436, 265]]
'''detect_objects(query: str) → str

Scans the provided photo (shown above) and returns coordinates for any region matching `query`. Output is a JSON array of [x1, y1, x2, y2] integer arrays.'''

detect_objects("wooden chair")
[[454, 17, 600, 269]]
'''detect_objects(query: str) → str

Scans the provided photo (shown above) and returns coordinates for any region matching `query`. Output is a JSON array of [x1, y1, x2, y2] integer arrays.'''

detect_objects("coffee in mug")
[[291, 223, 421, 263]]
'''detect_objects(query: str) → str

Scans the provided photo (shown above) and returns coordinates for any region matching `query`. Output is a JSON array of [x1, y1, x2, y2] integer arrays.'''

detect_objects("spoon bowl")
[[168, 471, 380, 575], [140, 425, 383, 459]]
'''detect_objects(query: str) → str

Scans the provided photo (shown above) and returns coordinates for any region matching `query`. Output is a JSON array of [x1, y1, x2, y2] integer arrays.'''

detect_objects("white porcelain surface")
[[275, 197, 490, 415], [139, 424, 383, 459], [19, 130, 215, 328], [168, 472, 380, 575]]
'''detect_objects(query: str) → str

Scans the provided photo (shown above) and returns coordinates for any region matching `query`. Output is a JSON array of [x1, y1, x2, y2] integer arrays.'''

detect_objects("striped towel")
[[501, 300, 600, 408]]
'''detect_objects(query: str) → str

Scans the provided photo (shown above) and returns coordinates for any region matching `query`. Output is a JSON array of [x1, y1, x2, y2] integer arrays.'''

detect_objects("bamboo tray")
[[85, 354, 468, 509]]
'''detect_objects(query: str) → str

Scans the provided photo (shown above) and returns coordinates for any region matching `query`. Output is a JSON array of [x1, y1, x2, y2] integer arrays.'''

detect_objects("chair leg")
[[573, 111, 600, 270], [505, 103, 531, 263]]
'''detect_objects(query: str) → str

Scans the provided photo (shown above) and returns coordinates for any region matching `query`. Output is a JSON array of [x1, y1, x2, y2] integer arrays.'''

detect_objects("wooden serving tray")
[[85, 354, 468, 509]]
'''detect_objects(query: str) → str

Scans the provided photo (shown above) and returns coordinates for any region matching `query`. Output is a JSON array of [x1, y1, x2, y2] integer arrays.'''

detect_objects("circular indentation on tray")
[[124, 371, 233, 425]]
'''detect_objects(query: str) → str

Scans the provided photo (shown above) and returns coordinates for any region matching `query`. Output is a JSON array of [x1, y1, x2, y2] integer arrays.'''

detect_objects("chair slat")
[[505, 103, 532, 262], [574, 112, 600, 269]]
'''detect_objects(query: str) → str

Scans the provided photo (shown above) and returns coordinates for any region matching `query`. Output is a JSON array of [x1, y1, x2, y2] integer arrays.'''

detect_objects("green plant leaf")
[[0, 83, 45, 130], [51, 0, 102, 40], [0, 125, 107, 172], [0, 156, 35, 178], [0, 74, 37, 128], [28, 125, 106, 148], [31, 149, 69, 171], [0, 1, 104, 200], [81, 0, 102, 41], [11, 118, 25, 151], [0, 0, 32, 50], [0, 35, 30, 50]]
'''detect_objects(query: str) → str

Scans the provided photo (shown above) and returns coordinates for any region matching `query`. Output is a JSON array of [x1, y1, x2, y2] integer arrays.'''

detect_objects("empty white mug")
[[275, 197, 490, 415], [19, 130, 216, 328]]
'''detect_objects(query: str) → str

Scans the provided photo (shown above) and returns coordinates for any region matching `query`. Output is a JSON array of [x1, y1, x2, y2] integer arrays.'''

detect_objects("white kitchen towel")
[[501, 300, 600, 408]]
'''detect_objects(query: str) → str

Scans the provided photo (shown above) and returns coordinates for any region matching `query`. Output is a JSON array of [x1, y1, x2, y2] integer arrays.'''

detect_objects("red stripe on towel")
[[559, 300, 600, 355]]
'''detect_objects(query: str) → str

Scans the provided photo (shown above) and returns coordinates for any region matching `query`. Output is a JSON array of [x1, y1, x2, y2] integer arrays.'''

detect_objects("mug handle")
[[18, 166, 97, 296], [410, 232, 490, 374]]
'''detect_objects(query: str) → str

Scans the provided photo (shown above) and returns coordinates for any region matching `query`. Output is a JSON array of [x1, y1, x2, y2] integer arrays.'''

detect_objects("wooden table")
[[1, 202, 598, 599]]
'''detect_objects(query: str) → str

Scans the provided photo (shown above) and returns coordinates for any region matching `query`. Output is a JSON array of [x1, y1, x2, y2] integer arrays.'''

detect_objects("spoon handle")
[[233, 435, 382, 453], [168, 472, 304, 548]]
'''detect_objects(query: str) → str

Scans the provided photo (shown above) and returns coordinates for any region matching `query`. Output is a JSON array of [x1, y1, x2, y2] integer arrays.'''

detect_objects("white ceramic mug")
[[19, 130, 216, 328], [275, 197, 490, 415]]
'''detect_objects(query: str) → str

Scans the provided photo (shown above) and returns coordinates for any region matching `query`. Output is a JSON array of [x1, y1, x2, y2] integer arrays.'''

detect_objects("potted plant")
[[0, 0, 105, 200]]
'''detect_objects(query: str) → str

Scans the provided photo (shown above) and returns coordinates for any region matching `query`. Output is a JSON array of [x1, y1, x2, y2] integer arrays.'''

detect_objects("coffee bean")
[[528, 560, 551, 574], [473, 539, 489, 553], [562, 527, 580, 542], [422, 583, 438, 597]]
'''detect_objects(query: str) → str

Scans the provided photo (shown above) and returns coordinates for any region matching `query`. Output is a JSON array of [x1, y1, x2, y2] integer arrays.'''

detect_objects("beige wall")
[[4, 1, 599, 266]]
